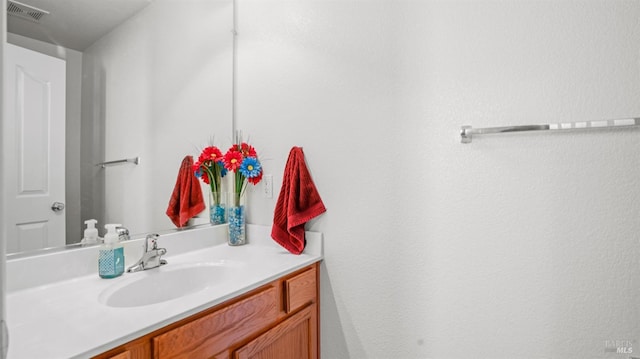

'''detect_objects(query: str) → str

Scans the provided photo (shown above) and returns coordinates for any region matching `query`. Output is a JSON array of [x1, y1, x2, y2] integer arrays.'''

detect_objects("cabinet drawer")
[[153, 286, 278, 359], [92, 337, 150, 359], [284, 267, 317, 313]]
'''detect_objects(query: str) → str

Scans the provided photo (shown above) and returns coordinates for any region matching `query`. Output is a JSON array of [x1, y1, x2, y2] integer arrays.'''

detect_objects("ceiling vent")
[[7, 0, 49, 23]]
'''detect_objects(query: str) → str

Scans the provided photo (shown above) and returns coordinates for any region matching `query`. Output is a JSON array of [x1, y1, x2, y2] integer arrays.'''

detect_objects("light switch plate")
[[263, 174, 273, 198]]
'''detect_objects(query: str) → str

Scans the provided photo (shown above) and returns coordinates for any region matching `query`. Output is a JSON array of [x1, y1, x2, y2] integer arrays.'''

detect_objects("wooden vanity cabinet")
[[94, 262, 319, 359]]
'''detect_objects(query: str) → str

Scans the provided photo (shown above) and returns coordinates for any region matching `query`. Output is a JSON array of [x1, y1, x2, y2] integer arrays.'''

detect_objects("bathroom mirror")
[[4, 0, 233, 256]]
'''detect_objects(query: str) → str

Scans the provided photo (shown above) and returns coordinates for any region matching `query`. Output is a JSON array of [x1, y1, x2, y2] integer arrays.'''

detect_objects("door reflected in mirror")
[[3, 0, 234, 255]]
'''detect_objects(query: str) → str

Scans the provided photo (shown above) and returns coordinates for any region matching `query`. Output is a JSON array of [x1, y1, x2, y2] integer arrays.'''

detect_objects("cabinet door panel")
[[234, 304, 317, 359]]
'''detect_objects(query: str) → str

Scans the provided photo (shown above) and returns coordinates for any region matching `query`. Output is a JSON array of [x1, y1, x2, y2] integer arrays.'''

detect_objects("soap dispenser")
[[99, 224, 125, 278], [81, 219, 99, 244]]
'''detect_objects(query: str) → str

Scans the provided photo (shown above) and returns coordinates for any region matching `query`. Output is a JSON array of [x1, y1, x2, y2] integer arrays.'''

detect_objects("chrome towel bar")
[[460, 117, 640, 143], [96, 157, 140, 168]]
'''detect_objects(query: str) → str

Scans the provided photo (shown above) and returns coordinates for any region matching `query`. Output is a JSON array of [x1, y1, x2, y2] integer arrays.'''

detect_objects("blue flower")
[[217, 160, 228, 177], [239, 157, 262, 179]]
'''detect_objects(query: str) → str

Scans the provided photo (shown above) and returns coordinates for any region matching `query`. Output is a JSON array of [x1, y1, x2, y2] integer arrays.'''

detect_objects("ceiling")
[[7, 0, 153, 51]]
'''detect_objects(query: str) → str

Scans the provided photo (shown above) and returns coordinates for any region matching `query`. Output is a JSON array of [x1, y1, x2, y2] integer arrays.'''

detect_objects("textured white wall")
[[237, 1, 640, 358], [81, 0, 233, 236]]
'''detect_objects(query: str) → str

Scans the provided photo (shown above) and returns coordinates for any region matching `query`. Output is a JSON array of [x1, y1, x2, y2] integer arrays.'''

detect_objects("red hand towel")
[[166, 155, 206, 227], [271, 147, 326, 254]]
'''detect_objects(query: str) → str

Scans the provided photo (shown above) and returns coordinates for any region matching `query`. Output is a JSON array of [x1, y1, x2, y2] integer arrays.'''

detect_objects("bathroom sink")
[[99, 262, 240, 308]]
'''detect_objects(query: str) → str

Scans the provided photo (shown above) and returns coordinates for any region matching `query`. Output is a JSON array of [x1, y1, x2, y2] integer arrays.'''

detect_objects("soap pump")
[[98, 224, 125, 279], [81, 219, 99, 245]]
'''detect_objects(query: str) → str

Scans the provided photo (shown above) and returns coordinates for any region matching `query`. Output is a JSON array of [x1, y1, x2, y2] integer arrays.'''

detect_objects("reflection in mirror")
[[4, 0, 233, 256]]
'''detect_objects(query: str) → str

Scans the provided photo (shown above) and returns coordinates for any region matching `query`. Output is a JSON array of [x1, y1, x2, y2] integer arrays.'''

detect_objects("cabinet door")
[[234, 304, 317, 359]]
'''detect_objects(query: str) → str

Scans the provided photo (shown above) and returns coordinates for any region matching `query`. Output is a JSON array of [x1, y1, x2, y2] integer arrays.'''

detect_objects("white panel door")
[[3, 43, 66, 253]]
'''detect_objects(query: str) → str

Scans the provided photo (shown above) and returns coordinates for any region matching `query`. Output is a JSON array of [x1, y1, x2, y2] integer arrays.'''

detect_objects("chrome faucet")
[[116, 226, 130, 242], [126, 234, 167, 272]]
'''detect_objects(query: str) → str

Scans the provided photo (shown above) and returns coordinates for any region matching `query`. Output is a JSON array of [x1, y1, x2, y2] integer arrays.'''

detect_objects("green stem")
[[234, 171, 246, 207], [201, 164, 220, 204]]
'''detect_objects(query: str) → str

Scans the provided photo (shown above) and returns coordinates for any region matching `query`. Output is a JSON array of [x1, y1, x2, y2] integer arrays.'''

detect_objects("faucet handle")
[[145, 233, 160, 251]]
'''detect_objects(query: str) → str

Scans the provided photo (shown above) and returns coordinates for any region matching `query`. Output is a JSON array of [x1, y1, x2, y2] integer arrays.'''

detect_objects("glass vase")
[[209, 191, 227, 225], [227, 193, 246, 246]]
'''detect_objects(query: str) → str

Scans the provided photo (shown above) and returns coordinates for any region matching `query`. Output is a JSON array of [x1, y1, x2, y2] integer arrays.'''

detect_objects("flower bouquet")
[[193, 145, 227, 224], [223, 142, 263, 245]]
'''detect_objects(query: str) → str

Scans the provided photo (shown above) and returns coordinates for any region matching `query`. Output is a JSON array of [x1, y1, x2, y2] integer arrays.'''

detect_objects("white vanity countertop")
[[6, 225, 323, 359]]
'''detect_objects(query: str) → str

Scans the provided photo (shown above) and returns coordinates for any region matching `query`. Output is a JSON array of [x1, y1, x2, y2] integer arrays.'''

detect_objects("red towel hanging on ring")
[[271, 147, 326, 254], [166, 155, 205, 227]]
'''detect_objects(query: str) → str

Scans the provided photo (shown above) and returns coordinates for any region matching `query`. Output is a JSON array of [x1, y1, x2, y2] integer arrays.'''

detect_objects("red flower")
[[229, 143, 257, 158], [192, 160, 210, 183], [199, 146, 223, 163], [201, 172, 210, 184], [247, 170, 263, 185], [224, 150, 243, 172]]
